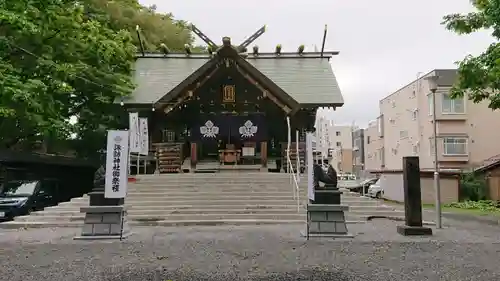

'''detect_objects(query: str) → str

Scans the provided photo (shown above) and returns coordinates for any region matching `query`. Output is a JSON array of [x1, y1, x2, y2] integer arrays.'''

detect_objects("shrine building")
[[119, 26, 344, 173]]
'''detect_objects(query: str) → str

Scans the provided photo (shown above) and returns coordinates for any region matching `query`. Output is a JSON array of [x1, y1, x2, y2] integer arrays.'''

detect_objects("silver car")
[[367, 179, 383, 198]]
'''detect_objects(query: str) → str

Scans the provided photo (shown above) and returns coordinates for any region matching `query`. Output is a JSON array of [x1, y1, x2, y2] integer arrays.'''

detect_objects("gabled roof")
[[123, 51, 344, 107], [474, 154, 500, 173], [247, 57, 342, 105]]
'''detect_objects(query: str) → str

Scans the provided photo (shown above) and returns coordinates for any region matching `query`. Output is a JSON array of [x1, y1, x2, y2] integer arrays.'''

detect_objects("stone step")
[[123, 192, 369, 201], [42, 205, 394, 216], [59, 199, 381, 208], [60, 200, 379, 208], [0, 219, 367, 229], [20, 206, 400, 219], [71, 190, 364, 198], [32, 208, 402, 218], [46, 204, 302, 211], [34, 208, 303, 216], [15, 213, 307, 222], [134, 174, 291, 179], [129, 186, 300, 190], [133, 179, 297, 184], [72, 195, 313, 201]]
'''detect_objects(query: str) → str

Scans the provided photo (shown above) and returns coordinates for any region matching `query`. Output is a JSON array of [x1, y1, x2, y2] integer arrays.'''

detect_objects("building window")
[[443, 137, 468, 155], [367, 136, 371, 144], [399, 130, 408, 139], [377, 116, 383, 136], [336, 141, 341, 147], [412, 145, 419, 154], [354, 138, 361, 150], [428, 94, 433, 116], [391, 101, 396, 108], [411, 110, 418, 120], [336, 131, 340, 136], [442, 94, 465, 114]]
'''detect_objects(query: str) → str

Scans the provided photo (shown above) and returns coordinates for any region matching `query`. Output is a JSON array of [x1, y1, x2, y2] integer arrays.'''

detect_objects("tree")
[[0, 0, 135, 156], [442, 0, 500, 108], [1, 0, 199, 158], [82, 0, 201, 51]]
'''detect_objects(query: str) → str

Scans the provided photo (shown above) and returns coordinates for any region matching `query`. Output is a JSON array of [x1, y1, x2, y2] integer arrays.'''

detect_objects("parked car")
[[337, 174, 357, 181], [367, 179, 384, 198], [0, 179, 62, 221], [346, 178, 378, 194]]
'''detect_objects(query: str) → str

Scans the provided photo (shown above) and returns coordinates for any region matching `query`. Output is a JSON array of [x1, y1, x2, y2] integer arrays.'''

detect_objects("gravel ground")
[[1, 220, 500, 281]]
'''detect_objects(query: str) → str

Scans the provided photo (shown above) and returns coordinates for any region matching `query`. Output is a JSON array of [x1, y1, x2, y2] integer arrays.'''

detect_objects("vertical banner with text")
[[105, 130, 129, 198], [128, 112, 141, 153], [139, 118, 149, 156], [306, 132, 315, 201]]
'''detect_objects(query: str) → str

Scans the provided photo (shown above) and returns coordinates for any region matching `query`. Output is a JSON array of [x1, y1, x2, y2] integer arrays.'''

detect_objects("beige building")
[[364, 120, 384, 171], [327, 125, 354, 173], [367, 69, 500, 170]]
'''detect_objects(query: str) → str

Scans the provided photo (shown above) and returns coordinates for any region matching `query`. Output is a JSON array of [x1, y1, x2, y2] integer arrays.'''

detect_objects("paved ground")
[[1, 220, 499, 281]]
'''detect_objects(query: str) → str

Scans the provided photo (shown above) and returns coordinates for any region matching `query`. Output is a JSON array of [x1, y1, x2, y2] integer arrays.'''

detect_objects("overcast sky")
[[139, 0, 493, 127]]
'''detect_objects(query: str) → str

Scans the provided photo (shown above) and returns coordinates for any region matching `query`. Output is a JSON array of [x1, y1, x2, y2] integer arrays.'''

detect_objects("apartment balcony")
[[438, 153, 469, 163], [435, 112, 467, 121]]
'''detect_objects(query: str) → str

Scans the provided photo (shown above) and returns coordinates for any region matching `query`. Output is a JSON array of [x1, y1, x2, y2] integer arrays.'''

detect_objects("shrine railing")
[[286, 155, 301, 213]]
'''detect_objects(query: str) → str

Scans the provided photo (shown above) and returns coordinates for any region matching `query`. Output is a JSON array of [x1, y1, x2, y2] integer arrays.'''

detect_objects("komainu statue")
[[313, 163, 338, 190]]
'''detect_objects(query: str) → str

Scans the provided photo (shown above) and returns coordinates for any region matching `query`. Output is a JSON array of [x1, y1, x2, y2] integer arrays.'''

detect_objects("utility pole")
[[426, 74, 442, 229]]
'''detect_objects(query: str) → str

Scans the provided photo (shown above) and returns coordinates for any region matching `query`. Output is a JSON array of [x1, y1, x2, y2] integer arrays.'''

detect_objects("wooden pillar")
[[190, 142, 197, 171], [397, 156, 433, 236], [261, 141, 267, 168]]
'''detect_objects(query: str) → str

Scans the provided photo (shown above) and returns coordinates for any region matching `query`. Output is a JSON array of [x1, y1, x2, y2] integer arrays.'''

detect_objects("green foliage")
[[82, 0, 200, 52], [1, 0, 135, 153], [0, 0, 197, 158], [445, 200, 500, 212], [442, 0, 500, 108], [459, 172, 488, 201]]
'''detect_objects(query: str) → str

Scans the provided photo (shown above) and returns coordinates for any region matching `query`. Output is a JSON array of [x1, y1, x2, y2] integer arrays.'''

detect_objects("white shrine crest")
[[200, 120, 219, 138], [239, 120, 258, 138]]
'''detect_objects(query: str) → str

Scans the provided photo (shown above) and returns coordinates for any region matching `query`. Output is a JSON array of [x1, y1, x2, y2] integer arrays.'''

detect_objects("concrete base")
[[300, 230, 354, 239], [74, 233, 132, 240], [311, 190, 342, 205], [74, 205, 130, 240], [397, 225, 433, 236], [305, 204, 351, 239]]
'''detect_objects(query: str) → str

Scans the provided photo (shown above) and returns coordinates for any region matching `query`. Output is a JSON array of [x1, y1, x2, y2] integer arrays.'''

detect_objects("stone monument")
[[396, 156, 433, 236], [304, 164, 352, 239], [74, 164, 131, 240]]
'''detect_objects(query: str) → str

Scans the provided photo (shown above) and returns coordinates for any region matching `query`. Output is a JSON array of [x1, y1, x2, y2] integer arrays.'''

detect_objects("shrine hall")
[[118, 25, 344, 173]]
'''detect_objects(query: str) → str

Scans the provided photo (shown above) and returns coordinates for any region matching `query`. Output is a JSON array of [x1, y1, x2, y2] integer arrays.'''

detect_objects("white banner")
[[139, 118, 149, 155], [105, 130, 129, 198], [306, 132, 315, 201], [128, 112, 140, 153]]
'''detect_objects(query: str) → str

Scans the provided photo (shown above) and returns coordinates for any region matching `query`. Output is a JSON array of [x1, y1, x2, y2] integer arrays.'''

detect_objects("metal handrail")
[[286, 151, 301, 212]]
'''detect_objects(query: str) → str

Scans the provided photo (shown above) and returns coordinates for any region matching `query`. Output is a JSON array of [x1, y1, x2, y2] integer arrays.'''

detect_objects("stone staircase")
[[1, 173, 403, 228]]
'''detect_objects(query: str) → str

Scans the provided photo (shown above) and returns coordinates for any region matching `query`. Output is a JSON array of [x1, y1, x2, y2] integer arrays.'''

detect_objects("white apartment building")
[[365, 69, 500, 171]]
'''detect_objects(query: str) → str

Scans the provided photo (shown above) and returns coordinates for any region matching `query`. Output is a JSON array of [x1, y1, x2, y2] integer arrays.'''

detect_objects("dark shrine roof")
[[125, 51, 344, 106]]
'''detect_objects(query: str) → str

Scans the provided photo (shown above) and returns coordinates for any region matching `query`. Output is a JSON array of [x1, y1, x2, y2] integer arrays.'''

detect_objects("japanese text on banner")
[[105, 130, 129, 198]]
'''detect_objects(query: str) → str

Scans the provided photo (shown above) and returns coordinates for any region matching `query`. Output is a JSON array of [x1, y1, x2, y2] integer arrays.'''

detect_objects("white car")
[[367, 179, 384, 198]]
